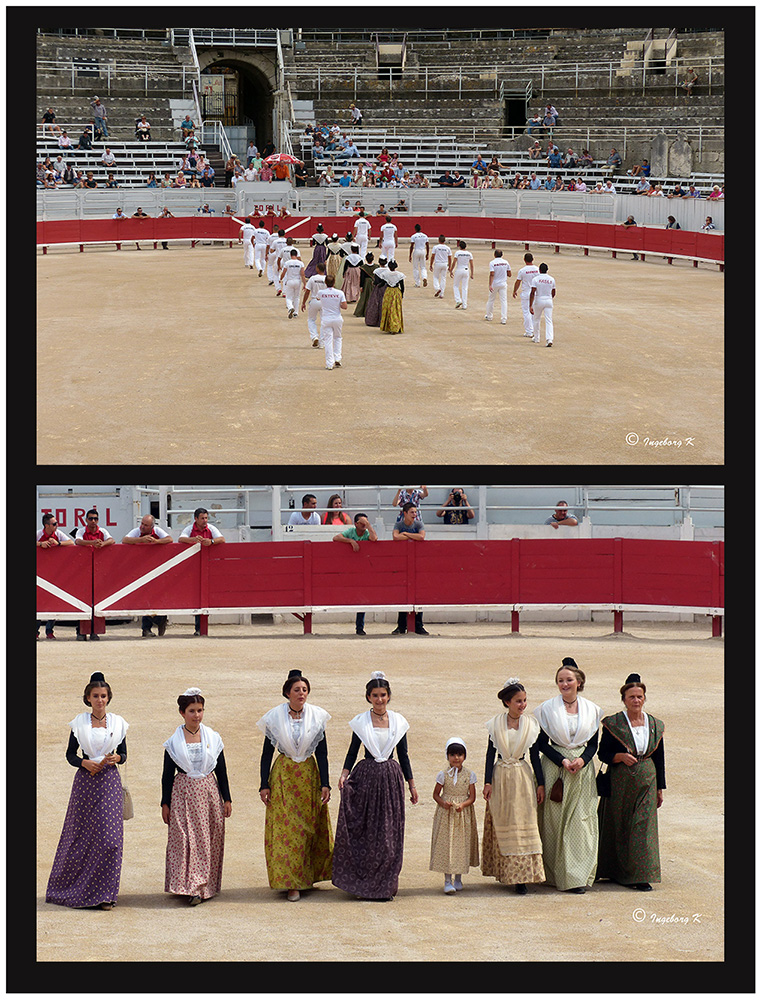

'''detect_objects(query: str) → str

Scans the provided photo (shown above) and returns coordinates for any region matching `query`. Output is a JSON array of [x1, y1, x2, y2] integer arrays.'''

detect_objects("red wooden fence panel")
[[36, 545, 94, 618]]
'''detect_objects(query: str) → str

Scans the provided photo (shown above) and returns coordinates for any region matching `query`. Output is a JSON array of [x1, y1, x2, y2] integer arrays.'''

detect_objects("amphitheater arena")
[[36, 25, 724, 466], [34, 485, 731, 979]]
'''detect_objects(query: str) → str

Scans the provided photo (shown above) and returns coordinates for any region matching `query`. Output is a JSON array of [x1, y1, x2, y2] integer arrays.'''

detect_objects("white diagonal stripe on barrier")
[[94, 544, 200, 612], [36, 577, 92, 613]]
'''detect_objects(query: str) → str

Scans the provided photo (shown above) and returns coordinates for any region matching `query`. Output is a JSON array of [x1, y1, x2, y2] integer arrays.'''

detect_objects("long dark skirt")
[[304, 243, 327, 278], [364, 283, 386, 327], [46, 766, 124, 907], [354, 275, 373, 317], [332, 758, 406, 899], [597, 758, 661, 885]]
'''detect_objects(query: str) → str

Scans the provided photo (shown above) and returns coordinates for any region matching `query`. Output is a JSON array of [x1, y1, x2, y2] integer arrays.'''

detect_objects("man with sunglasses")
[[74, 510, 115, 549], [36, 514, 74, 640]]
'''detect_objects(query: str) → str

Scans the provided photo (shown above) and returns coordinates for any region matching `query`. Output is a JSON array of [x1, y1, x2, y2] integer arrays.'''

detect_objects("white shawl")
[[534, 694, 602, 748], [348, 709, 409, 763], [384, 270, 406, 287], [163, 723, 224, 779], [485, 711, 540, 764], [70, 712, 128, 762], [256, 702, 331, 764]]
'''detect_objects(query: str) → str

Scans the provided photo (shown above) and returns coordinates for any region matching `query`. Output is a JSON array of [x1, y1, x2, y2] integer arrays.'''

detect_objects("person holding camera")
[[436, 489, 475, 525]]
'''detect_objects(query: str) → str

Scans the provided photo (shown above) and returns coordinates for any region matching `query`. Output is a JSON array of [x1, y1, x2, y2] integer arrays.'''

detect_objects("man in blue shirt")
[[333, 513, 378, 635]]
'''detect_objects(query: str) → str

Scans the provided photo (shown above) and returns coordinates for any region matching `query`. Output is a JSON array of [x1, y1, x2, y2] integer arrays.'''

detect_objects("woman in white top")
[[257, 669, 333, 901], [534, 657, 603, 893], [332, 672, 418, 900], [46, 672, 129, 909], [162, 688, 232, 905]]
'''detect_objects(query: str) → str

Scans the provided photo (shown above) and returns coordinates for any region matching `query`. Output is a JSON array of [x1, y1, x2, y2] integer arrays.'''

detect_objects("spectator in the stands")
[[146, 172, 158, 188], [90, 96, 108, 137], [84, 171, 97, 189], [246, 140, 259, 165], [605, 147, 622, 173], [438, 170, 454, 187], [647, 183, 665, 197], [57, 130, 73, 149], [683, 183, 702, 198], [173, 171, 187, 188], [578, 149, 593, 169], [627, 158, 651, 178], [288, 494, 321, 526], [526, 113, 544, 135], [41, 107, 62, 136], [681, 67, 699, 97], [451, 171, 466, 188], [135, 115, 151, 141], [545, 501, 578, 529], [105, 173, 119, 189], [101, 147, 116, 168], [76, 126, 93, 151], [665, 215, 681, 230], [668, 181, 688, 199], [708, 185, 723, 200], [602, 179, 617, 194], [547, 147, 562, 169], [634, 175, 652, 195], [471, 154, 489, 177], [160, 172, 173, 188], [180, 114, 195, 138], [529, 140, 543, 159], [700, 216, 716, 232], [200, 165, 216, 188]]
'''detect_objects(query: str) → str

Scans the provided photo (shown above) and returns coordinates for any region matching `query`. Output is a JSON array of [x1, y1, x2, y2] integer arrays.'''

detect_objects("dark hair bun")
[[288, 669, 302, 679], [625, 673, 641, 684], [561, 657, 577, 668], [90, 671, 106, 682]]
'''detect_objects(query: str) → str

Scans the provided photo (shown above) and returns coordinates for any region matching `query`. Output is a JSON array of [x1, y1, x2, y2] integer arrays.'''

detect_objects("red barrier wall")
[[37, 215, 724, 262], [36, 545, 94, 618], [38, 540, 724, 628]]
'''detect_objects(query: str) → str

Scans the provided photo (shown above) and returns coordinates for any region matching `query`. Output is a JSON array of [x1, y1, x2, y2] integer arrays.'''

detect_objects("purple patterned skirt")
[[304, 243, 327, 278], [364, 283, 386, 327], [46, 766, 124, 908], [331, 758, 406, 899]]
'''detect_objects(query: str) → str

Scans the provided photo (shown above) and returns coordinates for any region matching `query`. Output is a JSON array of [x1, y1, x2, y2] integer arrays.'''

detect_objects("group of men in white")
[[238, 213, 558, 370]]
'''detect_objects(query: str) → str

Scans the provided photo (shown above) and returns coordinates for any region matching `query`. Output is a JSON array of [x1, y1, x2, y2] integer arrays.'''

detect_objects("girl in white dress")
[[430, 738, 479, 894]]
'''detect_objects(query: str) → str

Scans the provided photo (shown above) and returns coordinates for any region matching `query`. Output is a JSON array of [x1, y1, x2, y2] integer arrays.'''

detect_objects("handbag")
[[121, 762, 134, 820], [549, 776, 564, 802], [596, 765, 611, 798]]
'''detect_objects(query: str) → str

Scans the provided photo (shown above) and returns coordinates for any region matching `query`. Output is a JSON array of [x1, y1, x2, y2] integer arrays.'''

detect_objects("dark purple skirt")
[[304, 243, 328, 278], [364, 284, 386, 327], [331, 758, 406, 898], [46, 766, 124, 908]]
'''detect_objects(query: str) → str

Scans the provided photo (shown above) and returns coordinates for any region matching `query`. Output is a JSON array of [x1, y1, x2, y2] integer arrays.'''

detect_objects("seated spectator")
[[112, 207, 126, 220], [604, 147, 622, 173], [84, 171, 97, 189], [682, 67, 698, 96], [146, 172, 158, 188], [647, 183, 665, 197], [528, 140, 543, 158], [392, 197, 408, 212], [200, 166, 215, 188], [197, 203, 215, 214], [105, 172, 119, 189], [552, 175, 565, 192], [318, 165, 335, 186], [160, 171, 173, 188], [194, 153, 208, 175], [101, 147, 116, 167], [574, 176, 587, 192], [184, 130, 201, 152], [277, 206, 291, 220], [172, 171, 187, 188], [222, 204, 236, 216], [543, 175, 555, 191], [435, 203, 447, 213], [438, 170, 454, 187], [668, 181, 689, 198], [542, 110, 556, 130], [682, 183, 702, 198], [180, 114, 195, 138], [52, 154, 68, 178], [701, 216, 716, 232], [188, 175, 201, 188], [602, 179, 617, 194], [338, 170, 353, 188], [451, 171, 466, 188], [526, 113, 544, 135], [76, 126, 93, 150], [72, 170, 87, 188], [544, 102, 559, 125], [591, 181, 605, 193], [436, 488, 475, 525], [545, 501, 577, 529], [487, 155, 505, 177], [508, 171, 523, 189], [665, 215, 681, 230], [562, 148, 577, 169], [528, 172, 542, 190], [135, 115, 151, 141], [627, 158, 651, 178], [289, 494, 321, 526], [634, 175, 652, 195], [377, 147, 391, 165], [547, 148, 562, 169], [243, 163, 258, 182], [230, 167, 246, 187], [471, 154, 488, 176], [57, 130, 73, 149], [578, 148, 594, 169], [340, 137, 359, 158], [708, 184, 724, 200], [41, 107, 61, 136], [323, 494, 352, 526]]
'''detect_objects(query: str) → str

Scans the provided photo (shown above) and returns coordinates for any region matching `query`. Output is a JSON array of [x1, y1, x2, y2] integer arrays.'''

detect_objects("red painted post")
[[511, 610, 520, 633], [711, 615, 722, 637], [303, 612, 313, 634], [199, 614, 209, 636], [613, 610, 623, 633], [407, 610, 416, 633]]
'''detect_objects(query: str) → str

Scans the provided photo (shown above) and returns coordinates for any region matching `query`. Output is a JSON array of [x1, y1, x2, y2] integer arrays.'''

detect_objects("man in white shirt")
[[122, 515, 172, 544], [408, 224, 430, 288], [252, 221, 270, 276], [36, 513, 74, 640], [379, 216, 397, 261], [602, 179, 617, 194], [450, 240, 474, 310], [484, 250, 511, 324], [512, 251, 540, 337], [267, 228, 287, 287], [302, 262, 328, 348], [239, 216, 256, 269], [529, 262, 557, 346], [280, 249, 306, 318], [429, 236, 452, 298], [288, 494, 321, 525], [101, 147, 116, 167], [353, 211, 371, 258], [316, 275, 348, 370]]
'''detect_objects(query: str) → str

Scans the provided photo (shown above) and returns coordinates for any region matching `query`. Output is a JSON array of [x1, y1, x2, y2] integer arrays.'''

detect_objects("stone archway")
[[197, 49, 277, 148]]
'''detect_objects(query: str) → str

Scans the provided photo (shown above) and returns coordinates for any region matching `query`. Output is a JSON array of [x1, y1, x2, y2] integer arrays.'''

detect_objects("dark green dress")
[[596, 712, 665, 885]]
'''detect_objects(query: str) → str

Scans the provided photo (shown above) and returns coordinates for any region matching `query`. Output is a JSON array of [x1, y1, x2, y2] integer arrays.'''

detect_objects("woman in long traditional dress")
[[353, 253, 376, 317], [363, 256, 389, 327], [534, 657, 603, 893], [379, 260, 405, 334], [340, 245, 363, 302], [481, 678, 545, 894], [332, 671, 418, 901], [46, 672, 128, 910], [325, 234, 344, 282], [596, 673, 665, 891], [257, 669, 333, 902], [304, 224, 329, 278], [162, 688, 232, 905]]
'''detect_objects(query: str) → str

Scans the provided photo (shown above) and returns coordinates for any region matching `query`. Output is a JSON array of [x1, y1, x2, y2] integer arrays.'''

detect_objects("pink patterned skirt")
[[165, 772, 225, 900]]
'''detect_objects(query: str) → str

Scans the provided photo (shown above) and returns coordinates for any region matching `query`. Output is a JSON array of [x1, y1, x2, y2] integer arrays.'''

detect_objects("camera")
[[452, 490, 462, 504]]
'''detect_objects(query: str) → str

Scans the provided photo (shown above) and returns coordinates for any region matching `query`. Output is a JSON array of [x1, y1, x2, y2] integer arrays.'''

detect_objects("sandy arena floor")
[[36, 619, 724, 970], [36, 242, 723, 465]]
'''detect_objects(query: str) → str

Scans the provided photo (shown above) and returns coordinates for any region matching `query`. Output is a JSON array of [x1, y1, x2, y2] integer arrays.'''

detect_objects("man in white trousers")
[[252, 220, 270, 276], [529, 262, 556, 346], [275, 237, 300, 296], [512, 251, 540, 337], [266, 228, 286, 286], [379, 215, 398, 261], [316, 275, 348, 370], [430, 235, 452, 298], [280, 249, 306, 318], [450, 240, 474, 309], [408, 224, 430, 287], [301, 262, 328, 348], [353, 211, 371, 258], [239, 216, 256, 269], [484, 249, 511, 323]]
